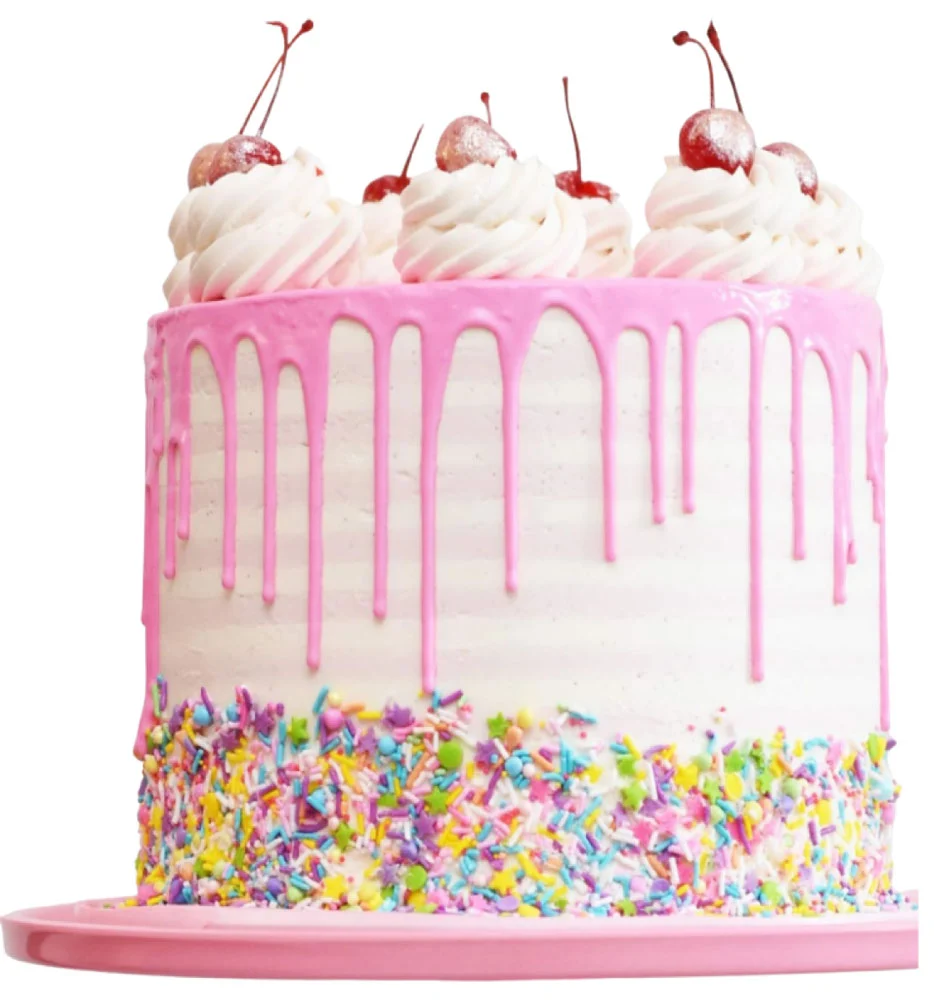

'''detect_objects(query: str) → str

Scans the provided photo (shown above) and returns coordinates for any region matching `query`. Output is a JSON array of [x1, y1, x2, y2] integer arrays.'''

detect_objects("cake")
[[134, 20, 904, 919]]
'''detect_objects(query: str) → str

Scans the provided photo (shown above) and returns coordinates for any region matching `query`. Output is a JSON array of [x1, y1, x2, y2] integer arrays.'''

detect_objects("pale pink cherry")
[[187, 19, 314, 189], [187, 142, 223, 189], [362, 124, 425, 203], [762, 141, 819, 199], [435, 91, 517, 172], [674, 28, 755, 176]]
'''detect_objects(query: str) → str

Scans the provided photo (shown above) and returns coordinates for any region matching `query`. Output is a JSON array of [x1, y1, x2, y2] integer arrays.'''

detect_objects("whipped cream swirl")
[[644, 151, 804, 236], [394, 157, 586, 282], [164, 149, 363, 305], [634, 228, 804, 284], [574, 196, 633, 279], [795, 182, 882, 296], [360, 195, 403, 284], [634, 150, 805, 284]]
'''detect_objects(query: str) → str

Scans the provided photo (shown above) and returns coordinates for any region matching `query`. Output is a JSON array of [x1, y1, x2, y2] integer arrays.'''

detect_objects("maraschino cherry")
[[705, 22, 819, 197], [187, 19, 314, 189], [674, 29, 755, 176], [362, 125, 425, 203], [761, 142, 818, 198], [187, 142, 223, 190], [436, 91, 517, 172], [555, 77, 614, 201]]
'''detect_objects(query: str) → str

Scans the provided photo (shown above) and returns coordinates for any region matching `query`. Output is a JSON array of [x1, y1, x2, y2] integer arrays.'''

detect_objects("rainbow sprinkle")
[[132, 678, 908, 916]]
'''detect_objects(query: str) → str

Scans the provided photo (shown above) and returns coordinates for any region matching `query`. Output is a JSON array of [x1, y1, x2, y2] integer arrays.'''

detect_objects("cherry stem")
[[240, 19, 314, 136], [399, 124, 425, 181], [707, 22, 743, 115], [673, 31, 715, 109], [256, 22, 290, 137], [562, 77, 582, 178], [480, 92, 492, 125]]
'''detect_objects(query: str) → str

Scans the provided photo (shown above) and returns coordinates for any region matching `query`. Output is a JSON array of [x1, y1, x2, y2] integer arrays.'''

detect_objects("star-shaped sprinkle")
[[674, 763, 699, 791], [378, 861, 398, 887], [632, 819, 654, 848], [529, 778, 550, 803], [622, 782, 647, 812], [617, 755, 639, 778], [487, 713, 510, 740], [414, 813, 437, 842], [701, 776, 721, 802], [475, 739, 499, 767], [725, 749, 747, 773], [334, 822, 353, 851], [489, 867, 518, 895], [289, 716, 309, 746], [356, 727, 378, 755], [254, 707, 276, 737], [425, 787, 449, 815], [383, 703, 414, 729]]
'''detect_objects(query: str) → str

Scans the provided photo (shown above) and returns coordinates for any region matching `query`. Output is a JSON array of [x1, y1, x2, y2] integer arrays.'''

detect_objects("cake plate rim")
[[2, 895, 918, 980]]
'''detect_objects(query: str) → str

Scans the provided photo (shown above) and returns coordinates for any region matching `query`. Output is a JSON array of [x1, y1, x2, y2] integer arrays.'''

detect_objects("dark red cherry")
[[673, 29, 755, 175], [436, 91, 517, 172], [762, 142, 819, 198], [679, 108, 755, 176], [555, 77, 614, 201], [363, 125, 425, 203], [191, 20, 313, 187]]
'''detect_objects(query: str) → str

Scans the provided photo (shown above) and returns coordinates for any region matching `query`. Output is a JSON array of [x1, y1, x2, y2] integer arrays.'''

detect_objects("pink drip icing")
[[647, 331, 668, 526], [825, 351, 855, 603], [137, 279, 891, 755], [749, 317, 766, 682], [791, 344, 807, 560], [680, 325, 697, 515], [876, 335, 890, 731], [418, 320, 457, 692], [137, 338, 166, 755], [371, 326, 396, 620], [259, 354, 278, 604]]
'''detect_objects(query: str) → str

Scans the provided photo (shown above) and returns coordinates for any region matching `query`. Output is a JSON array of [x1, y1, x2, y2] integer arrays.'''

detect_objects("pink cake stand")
[[2, 896, 918, 979]]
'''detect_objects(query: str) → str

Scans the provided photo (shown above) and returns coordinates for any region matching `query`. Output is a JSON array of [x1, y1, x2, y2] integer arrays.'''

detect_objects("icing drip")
[[138, 281, 888, 754]]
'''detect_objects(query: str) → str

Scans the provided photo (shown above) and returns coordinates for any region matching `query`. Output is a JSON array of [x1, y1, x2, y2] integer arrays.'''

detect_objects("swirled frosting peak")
[[360, 194, 403, 284], [164, 148, 363, 306], [795, 181, 882, 297], [394, 157, 586, 282], [634, 149, 806, 284], [574, 195, 634, 279]]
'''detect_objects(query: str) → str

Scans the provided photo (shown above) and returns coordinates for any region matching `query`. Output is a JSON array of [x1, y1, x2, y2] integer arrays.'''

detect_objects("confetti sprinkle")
[[132, 677, 909, 916]]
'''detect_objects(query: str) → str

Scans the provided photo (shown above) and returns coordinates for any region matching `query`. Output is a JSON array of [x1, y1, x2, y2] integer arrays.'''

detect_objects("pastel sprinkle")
[[132, 679, 907, 918], [437, 740, 464, 770]]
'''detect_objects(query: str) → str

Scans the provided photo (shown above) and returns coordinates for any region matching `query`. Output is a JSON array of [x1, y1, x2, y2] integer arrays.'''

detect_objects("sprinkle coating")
[[133, 678, 906, 916]]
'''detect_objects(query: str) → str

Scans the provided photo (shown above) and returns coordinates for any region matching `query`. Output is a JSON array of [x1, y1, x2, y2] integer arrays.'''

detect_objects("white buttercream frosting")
[[644, 151, 804, 236], [574, 196, 633, 279], [394, 157, 586, 282], [164, 149, 363, 305], [359, 195, 403, 284], [635, 227, 804, 284], [795, 182, 882, 296], [634, 150, 805, 284], [634, 151, 882, 297]]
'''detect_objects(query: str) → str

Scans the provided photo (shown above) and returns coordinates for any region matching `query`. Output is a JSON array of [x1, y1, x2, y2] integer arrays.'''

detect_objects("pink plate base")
[[2, 896, 918, 979]]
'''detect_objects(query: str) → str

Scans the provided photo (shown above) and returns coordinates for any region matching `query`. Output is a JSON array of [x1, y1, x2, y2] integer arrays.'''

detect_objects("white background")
[[0, 0, 929, 993]]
